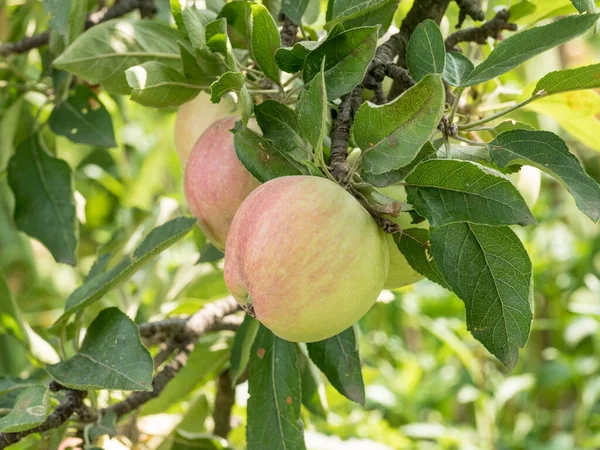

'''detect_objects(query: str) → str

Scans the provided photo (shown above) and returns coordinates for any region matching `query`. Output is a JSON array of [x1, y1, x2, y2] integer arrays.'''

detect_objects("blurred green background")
[[1, 0, 600, 449]]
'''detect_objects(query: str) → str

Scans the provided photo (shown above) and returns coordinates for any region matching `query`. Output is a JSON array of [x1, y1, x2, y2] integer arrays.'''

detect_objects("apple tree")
[[1, 0, 600, 449]]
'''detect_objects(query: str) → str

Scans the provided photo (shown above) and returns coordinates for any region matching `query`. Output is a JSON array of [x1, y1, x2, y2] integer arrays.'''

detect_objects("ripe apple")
[[224, 176, 389, 342], [174, 92, 237, 164], [184, 116, 260, 250], [378, 185, 428, 289]]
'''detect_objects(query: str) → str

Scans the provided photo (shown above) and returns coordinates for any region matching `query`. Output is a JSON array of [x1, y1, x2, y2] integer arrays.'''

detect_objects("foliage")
[[0, 0, 599, 449]]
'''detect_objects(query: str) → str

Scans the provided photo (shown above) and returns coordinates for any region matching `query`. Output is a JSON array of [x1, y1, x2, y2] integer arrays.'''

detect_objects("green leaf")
[[210, 71, 244, 103], [354, 74, 444, 175], [8, 135, 78, 265], [463, 14, 600, 87], [43, 0, 70, 38], [206, 18, 236, 69], [247, 326, 306, 450], [183, 7, 228, 77], [0, 273, 59, 365], [304, 26, 378, 100], [49, 85, 116, 148], [489, 130, 600, 222], [0, 385, 49, 433], [0, 98, 28, 169], [0, 268, 28, 343], [571, 0, 598, 13], [534, 63, 600, 96], [52, 217, 196, 329], [229, 315, 260, 386], [304, 0, 321, 24], [435, 141, 494, 163], [341, 0, 400, 37], [255, 100, 311, 161], [443, 52, 474, 87], [296, 62, 327, 158], [198, 242, 225, 263], [43, 0, 88, 45], [183, 7, 217, 52], [307, 327, 365, 405], [210, 72, 252, 124], [282, 0, 311, 23], [207, 0, 226, 13], [179, 40, 217, 85], [249, 3, 282, 84], [361, 141, 436, 187], [430, 223, 533, 370], [141, 333, 231, 415], [327, 0, 391, 23], [275, 41, 318, 73], [170, 0, 188, 39], [87, 410, 117, 443], [205, 18, 228, 54], [524, 90, 600, 152], [396, 229, 451, 291], [406, 19, 446, 81], [65, 0, 88, 44], [405, 159, 536, 227], [217, 1, 250, 49], [53, 19, 182, 94], [126, 61, 200, 108], [47, 308, 153, 391], [233, 125, 309, 183], [298, 345, 327, 418], [508, 0, 537, 21], [165, 434, 233, 450]]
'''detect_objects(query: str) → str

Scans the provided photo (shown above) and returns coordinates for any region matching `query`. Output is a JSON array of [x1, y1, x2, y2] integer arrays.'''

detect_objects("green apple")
[[509, 165, 541, 208], [224, 176, 389, 342], [184, 117, 260, 250], [174, 92, 237, 164], [378, 185, 428, 290]]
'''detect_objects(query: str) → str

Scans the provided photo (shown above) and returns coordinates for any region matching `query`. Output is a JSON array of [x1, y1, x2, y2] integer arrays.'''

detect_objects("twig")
[[104, 341, 194, 419], [373, 83, 386, 105], [0, 0, 157, 57], [329, 86, 364, 183], [212, 370, 235, 438], [384, 64, 415, 97], [89, 300, 240, 421], [451, 135, 489, 147], [0, 389, 87, 449], [279, 14, 299, 48], [0, 297, 241, 447], [458, 94, 540, 130], [387, 0, 452, 99], [139, 296, 241, 345], [454, 0, 485, 29], [446, 9, 517, 51], [329, 0, 451, 184]]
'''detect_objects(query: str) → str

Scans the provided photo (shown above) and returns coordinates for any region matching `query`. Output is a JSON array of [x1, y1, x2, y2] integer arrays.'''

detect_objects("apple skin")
[[174, 92, 237, 164], [378, 185, 428, 290], [509, 165, 541, 208], [224, 176, 389, 342], [184, 116, 260, 250]]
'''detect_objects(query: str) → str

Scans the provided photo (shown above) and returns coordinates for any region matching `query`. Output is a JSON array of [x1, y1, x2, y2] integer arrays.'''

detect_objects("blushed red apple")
[[174, 92, 237, 164], [184, 117, 260, 250], [224, 176, 389, 342]]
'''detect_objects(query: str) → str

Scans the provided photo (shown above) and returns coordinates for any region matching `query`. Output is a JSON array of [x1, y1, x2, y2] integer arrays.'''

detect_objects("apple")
[[184, 116, 260, 250], [378, 185, 428, 289], [224, 176, 389, 342], [174, 92, 237, 164], [509, 165, 541, 208]]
